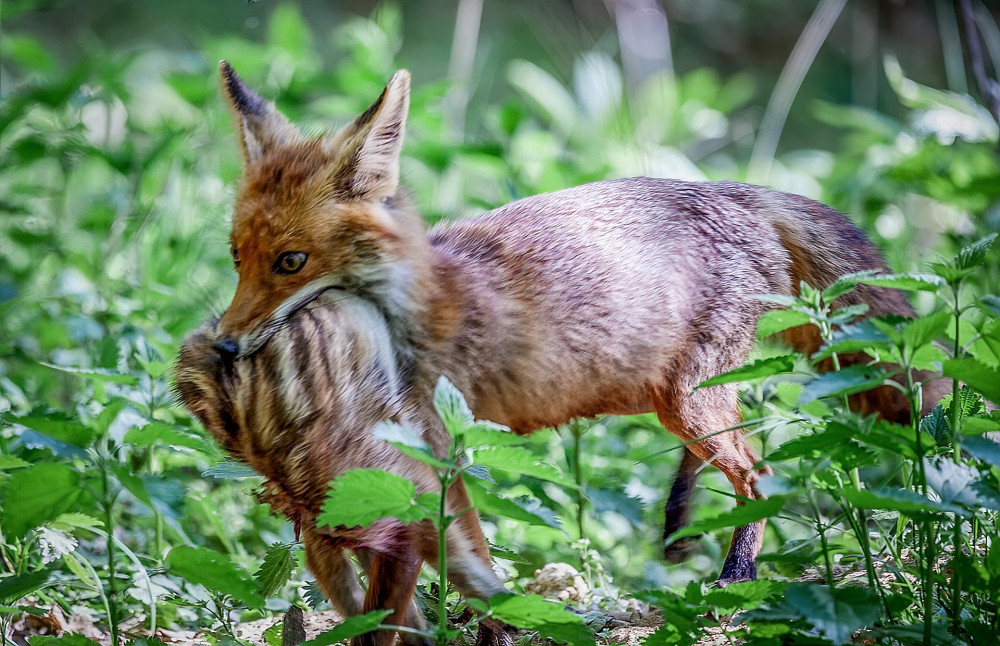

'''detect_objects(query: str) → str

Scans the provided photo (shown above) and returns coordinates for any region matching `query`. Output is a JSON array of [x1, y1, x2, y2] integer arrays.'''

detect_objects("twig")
[[959, 0, 1000, 125], [748, 0, 847, 185]]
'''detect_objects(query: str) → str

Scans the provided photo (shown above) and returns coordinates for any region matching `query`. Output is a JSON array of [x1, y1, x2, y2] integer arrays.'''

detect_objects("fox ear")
[[219, 61, 298, 165], [326, 70, 410, 200]]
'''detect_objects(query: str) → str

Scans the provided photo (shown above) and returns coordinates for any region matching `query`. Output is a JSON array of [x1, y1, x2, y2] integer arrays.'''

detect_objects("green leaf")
[[813, 320, 892, 361], [964, 436, 1000, 469], [980, 295, 1000, 318], [955, 233, 997, 271], [317, 469, 431, 529], [202, 459, 261, 479], [756, 309, 813, 339], [166, 545, 264, 607], [2, 464, 88, 537], [123, 422, 214, 453], [255, 543, 296, 599], [434, 376, 475, 434], [372, 422, 448, 469], [464, 477, 561, 528], [780, 584, 881, 645], [667, 496, 786, 541], [49, 513, 102, 532], [39, 362, 139, 385], [302, 580, 326, 610], [262, 622, 282, 646], [838, 487, 967, 517], [901, 310, 951, 350], [0, 455, 30, 470], [301, 610, 393, 646], [856, 273, 943, 292], [0, 569, 51, 603], [696, 355, 796, 389], [943, 358, 1000, 404], [28, 635, 103, 646], [6, 412, 95, 447], [702, 579, 785, 611], [471, 446, 572, 486], [920, 404, 949, 444], [461, 424, 526, 448], [489, 593, 595, 646], [799, 365, 888, 404]]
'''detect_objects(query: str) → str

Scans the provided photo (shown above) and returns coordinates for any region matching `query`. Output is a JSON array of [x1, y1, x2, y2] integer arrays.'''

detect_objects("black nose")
[[213, 337, 239, 359]]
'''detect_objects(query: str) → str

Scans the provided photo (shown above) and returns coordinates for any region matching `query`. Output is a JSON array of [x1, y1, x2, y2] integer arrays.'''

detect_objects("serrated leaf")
[[0, 569, 51, 602], [123, 422, 214, 453], [838, 487, 967, 517], [464, 476, 561, 528], [667, 496, 786, 541], [920, 404, 949, 444], [942, 358, 1000, 404], [964, 436, 1000, 468], [29, 635, 103, 646], [166, 545, 264, 607], [434, 376, 474, 433], [49, 513, 102, 532], [255, 543, 296, 599], [980, 295, 1000, 318], [202, 459, 261, 479], [696, 355, 796, 389], [799, 365, 888, 404], [955, 233, 997, 270], [924, 458, 990, 508], [40, 362, 139, 385], [857, 273, 944, 292], [780, 583, 880, 645], [702, 579, 785, 611], [461, 424, 524, 448], [756, 309, 813, 339], [318, 469, 431, 529], [2, 464, 88, 537], [813, 319, 892, 361], [489, 593, 595, 646], [372, 422, 447, 469], [471, 446, 572, 486], [301, 610, 393, 646], [302, 580, 326, 610], [822, 271, 876, 302], [900, 310, 951, 351], [0, 455, 30, 470], [6, 412, 95, 447], [262, 622, 283, 646]]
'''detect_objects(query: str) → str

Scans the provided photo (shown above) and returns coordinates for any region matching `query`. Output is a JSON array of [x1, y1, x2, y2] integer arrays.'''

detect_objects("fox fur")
[[177, 292, 509, 646], [178, 62, 949, 640]]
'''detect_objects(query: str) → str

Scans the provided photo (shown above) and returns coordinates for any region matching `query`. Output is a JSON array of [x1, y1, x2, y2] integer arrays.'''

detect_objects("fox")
[[177, 291, 512, 646], [182, 61, 949, 640]]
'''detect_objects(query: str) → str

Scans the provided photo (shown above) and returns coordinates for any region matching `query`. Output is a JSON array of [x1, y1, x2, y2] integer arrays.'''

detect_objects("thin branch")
[[959, 0, 1000, 124]]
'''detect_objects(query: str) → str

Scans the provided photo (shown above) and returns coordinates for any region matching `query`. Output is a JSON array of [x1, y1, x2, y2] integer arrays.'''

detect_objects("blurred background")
[[1, 0, 999, 635]]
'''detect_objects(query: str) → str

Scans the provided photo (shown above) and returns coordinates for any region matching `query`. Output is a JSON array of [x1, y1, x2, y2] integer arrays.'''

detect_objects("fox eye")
[[231, 246, 241, 269], [274, 251, 308, 274]]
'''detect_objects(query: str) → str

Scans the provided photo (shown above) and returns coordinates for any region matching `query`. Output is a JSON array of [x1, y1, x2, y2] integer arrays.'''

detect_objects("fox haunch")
[[176, 293, 509, 646], [188, 60, 950, 616]]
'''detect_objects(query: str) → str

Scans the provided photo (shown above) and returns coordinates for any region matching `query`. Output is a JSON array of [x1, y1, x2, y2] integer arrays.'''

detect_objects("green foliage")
[[2, 2, 998, 645]]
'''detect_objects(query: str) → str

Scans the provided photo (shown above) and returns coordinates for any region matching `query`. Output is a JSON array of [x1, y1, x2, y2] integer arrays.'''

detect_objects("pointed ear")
[[326, 70, 410, 200], [219, 61, 298, 165]]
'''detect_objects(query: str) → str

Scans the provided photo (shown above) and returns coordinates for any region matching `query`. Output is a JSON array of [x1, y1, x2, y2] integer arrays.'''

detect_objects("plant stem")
[[100, 457, 120, 646], [808, 490, 836, 589], [571, 421, 586, 542], [437, 470, 453, 646], [950, 280, 963, 632]]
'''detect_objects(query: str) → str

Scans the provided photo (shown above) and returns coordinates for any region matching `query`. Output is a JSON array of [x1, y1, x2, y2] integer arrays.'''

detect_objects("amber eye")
[[274, 251, 308, 274]]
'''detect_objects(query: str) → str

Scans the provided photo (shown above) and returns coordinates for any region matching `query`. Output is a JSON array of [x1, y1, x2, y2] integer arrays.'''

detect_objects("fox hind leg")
[[654, 378, 771, 584], [663, 447, 702, 563]]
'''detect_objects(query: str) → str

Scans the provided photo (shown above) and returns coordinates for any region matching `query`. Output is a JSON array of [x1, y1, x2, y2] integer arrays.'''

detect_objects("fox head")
[[215, 61, 423, 357]]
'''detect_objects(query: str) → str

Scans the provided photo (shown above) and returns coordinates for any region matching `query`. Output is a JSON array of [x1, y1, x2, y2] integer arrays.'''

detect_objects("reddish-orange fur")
[[181, 62, 949, 642]]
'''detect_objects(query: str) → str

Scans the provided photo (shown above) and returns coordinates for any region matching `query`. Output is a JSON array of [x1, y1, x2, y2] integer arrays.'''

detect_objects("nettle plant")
[[646, 234, 999, 646], [314, 378, 594, 646]]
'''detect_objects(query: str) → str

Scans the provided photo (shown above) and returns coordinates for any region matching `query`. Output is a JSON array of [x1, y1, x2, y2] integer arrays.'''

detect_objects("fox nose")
[[213, 337, 240, 360]]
